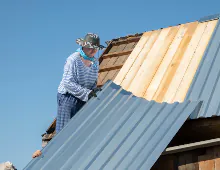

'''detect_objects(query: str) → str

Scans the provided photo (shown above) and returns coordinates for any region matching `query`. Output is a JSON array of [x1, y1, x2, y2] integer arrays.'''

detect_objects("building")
[[25, 14, 220, 170]]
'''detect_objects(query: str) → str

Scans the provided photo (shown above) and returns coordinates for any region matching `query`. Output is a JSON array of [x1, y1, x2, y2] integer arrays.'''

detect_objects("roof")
[[24, 81, 201, 170], [114, 19, 218, 103], [27, 14, 220, 169], [99, 14, 220, 118]]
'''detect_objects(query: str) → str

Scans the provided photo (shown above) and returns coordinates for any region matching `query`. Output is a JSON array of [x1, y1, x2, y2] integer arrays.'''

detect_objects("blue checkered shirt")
[[58, 52, 99, 101]]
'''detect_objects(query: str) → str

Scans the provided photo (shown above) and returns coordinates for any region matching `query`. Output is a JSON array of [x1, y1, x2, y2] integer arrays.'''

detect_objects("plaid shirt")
[[58, 52, 98, 101]]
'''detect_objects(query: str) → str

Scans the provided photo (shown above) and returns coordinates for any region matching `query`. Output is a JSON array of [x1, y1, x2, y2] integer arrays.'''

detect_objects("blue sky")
[[0, 0, 219, 169]]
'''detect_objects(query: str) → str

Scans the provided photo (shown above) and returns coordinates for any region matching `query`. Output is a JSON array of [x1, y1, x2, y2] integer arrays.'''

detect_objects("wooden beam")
[[102, 50, 133, 59], [111, 36, 142, 46], [99, 65, 123, 72], [162, 138, 220, 155]]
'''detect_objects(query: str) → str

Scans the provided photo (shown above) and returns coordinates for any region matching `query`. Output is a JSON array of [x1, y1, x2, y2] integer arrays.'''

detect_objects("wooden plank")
[[121, 30, 161, 90], [153, 22, 199, 102], [98, 69, 120, 86], [177, 152, 200, 170], [161, 22, 209, 103], [99, 43, 121, 69], [100, 55, 130, 72], [128, 26, 179, 97], [114, 54, 129, 66], [101, 44, 130, 70], [198, 155, 215, 170], [178, 155, 186, 170], [99, 40, 113, 63], [108, 45, 119, 53], [99, 58, 111, 70], [214, 146, 220, 170], [111, 36, 141, 45], [100, 43, 127, 71], [152, 155, 176, 170], [97, 71, 108, 86], [115, 43, 127, 52], [123, 42, 136, 51], [100, 43, 128, 70], [102, 70, 119, 85], [172, 20, 218, 102], [215, 158, 220, 170], [185, 153, 198, 170], [102, 50, 133, 59], [107, 57, 120, 67], [107, 56, 122, 68], [112, 69, 120, 80], [143, 24, 189, 100], [114, 32, 152, 85], [99, 65, 123, 72]]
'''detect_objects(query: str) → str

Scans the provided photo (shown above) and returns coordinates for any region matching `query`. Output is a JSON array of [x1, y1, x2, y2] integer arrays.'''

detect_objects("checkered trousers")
[[55, 93, 85, 133]]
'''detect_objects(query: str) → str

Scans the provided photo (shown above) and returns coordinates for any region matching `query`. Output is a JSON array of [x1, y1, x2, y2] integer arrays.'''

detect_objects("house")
[[25, 14, 220, 170]]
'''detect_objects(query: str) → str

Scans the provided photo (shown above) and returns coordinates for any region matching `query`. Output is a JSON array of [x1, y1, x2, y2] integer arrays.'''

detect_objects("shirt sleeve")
[[63, 57, 91, 101]]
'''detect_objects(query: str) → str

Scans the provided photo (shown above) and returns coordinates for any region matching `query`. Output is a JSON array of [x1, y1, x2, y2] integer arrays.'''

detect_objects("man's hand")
[[93, 87, 102, 93], [32, 150, 42, 158], [88, 87, 102, 99]]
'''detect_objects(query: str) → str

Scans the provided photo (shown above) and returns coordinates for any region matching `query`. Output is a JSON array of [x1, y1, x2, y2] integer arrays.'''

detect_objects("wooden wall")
[[152, 145, 220, 170]]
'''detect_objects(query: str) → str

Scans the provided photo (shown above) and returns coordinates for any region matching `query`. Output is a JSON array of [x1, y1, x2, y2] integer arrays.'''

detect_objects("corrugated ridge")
[[186, 20, 220, 118], [24, 82, 201, 170]]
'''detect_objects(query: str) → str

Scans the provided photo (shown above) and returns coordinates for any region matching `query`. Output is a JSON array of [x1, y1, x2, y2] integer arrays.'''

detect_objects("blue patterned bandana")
[[76, 48, 94, 62], [76, 48, 98, 68]]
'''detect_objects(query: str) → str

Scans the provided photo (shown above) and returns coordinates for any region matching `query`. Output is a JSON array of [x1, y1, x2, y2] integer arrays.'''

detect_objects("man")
[[32, 33, 104, 158], [56, 33, 105, 133]]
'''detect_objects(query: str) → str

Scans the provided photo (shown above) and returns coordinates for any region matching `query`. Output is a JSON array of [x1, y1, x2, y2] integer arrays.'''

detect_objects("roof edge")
[[105, 14, 220, 44], [199, 13, 220, 23]]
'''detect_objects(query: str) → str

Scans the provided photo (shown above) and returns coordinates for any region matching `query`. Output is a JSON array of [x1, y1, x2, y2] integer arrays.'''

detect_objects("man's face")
[[83, 47, 98, 57]]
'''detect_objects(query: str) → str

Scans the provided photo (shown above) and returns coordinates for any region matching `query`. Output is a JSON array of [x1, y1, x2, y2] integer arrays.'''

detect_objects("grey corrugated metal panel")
[[24, 82, 201, 170], [186, 19, 220, 119], [24, 80, 120, 169], [199, 13, 220, 22], [106, 102, 201, 170]]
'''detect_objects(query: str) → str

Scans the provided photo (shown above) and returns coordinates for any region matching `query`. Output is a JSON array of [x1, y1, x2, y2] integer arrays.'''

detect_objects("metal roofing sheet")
[[24, 81, 201, 170], [186, 19, 220, 118], [113, 19, 218, 104]]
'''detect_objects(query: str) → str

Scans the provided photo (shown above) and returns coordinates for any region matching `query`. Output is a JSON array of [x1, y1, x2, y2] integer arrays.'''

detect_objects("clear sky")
[[0, 0, 219, 169]]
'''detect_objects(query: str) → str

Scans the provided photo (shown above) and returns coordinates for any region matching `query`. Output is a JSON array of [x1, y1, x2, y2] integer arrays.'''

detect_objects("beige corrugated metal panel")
[[114, 19, 218, 103]]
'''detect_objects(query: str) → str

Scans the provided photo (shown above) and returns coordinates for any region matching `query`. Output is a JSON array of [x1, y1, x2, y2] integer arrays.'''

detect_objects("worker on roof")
[[32, 33, 105, 158], [56, 33, 105, 133]]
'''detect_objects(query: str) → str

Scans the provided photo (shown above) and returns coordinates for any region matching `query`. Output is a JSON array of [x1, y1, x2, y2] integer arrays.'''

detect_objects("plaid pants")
[[56, 93, 85, 133]]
